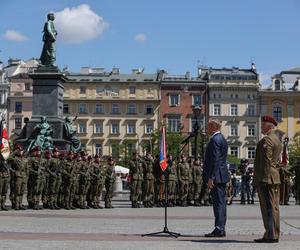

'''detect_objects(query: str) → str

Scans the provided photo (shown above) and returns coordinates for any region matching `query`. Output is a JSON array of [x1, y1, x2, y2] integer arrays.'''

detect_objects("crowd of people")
[[0, 145, 116, 211]]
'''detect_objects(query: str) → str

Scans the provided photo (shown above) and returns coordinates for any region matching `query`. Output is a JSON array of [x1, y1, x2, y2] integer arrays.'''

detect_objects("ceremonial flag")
[[1, 122, 10, 160], [159, 126, 167, 171]]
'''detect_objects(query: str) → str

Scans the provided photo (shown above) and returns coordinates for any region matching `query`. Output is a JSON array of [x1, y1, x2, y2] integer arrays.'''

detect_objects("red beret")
[[14, 144, 23, 151], [262, 115, 277, 126]]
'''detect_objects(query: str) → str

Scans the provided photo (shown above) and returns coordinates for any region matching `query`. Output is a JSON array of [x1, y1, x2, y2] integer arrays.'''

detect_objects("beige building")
[[199, 65, 260, 160], [64, 67, 160, 157], [6, 59, 39, 137]]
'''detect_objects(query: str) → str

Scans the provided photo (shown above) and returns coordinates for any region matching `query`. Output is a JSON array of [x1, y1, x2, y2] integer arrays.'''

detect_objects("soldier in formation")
[[0, 145, 118, 210]]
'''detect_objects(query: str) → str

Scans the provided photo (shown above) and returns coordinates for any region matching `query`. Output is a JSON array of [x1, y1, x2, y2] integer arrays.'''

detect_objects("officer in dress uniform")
[[253, 115, 282, 243]]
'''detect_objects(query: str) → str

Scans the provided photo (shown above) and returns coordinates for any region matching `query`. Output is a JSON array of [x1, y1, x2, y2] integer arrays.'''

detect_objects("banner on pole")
[[159, 126, 167, 172]]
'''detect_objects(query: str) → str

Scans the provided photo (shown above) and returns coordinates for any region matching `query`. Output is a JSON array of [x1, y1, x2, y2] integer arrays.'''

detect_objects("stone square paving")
[[0, 199, 299, 250]]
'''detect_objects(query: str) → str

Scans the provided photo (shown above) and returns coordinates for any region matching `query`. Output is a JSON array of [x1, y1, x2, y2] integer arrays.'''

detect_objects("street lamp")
[[192, 104, 202, 160]]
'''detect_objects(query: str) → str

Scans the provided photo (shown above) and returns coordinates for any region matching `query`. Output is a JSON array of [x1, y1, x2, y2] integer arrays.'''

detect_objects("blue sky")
[[1, 0, 300, 84]]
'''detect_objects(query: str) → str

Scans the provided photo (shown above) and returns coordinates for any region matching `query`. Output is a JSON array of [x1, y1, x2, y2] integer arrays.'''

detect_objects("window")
[[248, 125, 255, 136], [235, 94, 238, 99], [80, 86, 86, 94], [273, 106, 282, 122], [230, 124, 238, 136], [128, 104, 136, 114], [169, 94, 180, 106], [96, 86, 102, 94], [25, 83, 31, 91], [146, 104, 153, 114], [95, 123, 103, 134], [111, 122, 119, 134], [79, 123, 87, 133], [95, 103, 104, 114], [230, 146, 238, 157], [15, 118, 22, 129], [213, 104, 221, 116], [63, 104, 69, 114], [15, 102, 22, 113], [213, 93, 216, 99], [218, 94, 222, 99], [274, 80, 281, 91], [79, 103, 87, 114], [95, 144, 102, 156], [129, 86, 136, 94], [248, 147, 256, 159], [168, 115, 181, 132], [127, 123, 136, 134], [247, 105, 255, 116], [230, 104, 238, 116], [146, 123, 154, 134], [111, 104, 120, 114], [193, 95, 202, 105]]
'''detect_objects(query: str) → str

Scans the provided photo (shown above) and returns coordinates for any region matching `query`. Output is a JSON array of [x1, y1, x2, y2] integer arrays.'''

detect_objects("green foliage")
[[288, 140, 300, 171], [227, 155, 240, 165]]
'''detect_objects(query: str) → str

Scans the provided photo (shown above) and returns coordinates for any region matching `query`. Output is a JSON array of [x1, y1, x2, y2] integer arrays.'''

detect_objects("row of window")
[[63, 103, 155, 115], [213, 104, 256, 116], [78, 122, 154, 135], [211, 93, 257, 100], [79, 86, 138, 95], [230, 146, 256, 159], [229, 124, 256, 137], [169, 94, 202, 106]]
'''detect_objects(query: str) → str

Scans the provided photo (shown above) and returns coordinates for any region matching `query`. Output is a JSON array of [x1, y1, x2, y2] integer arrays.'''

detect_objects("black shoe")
[[205, 229, 226, 238], [254, 238, 279, 243]]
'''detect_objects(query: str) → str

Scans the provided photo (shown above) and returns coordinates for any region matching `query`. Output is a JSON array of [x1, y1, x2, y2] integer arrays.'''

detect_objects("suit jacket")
[[203, 132, 229, 184], [253, 131, 282, 185]]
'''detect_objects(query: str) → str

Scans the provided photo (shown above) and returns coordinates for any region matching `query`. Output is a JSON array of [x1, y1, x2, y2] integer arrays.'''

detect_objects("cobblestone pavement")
[[0, 199, 299, 250]]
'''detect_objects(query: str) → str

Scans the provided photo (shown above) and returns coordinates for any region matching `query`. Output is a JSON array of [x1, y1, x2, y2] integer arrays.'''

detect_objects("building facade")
[[160, 70, 208, 157], [0, 62, 9, 120], [260, 67, 300, 142], [6, 59, 39, 137], [64, 67, 161, 157], [200, 65, 260, 160]]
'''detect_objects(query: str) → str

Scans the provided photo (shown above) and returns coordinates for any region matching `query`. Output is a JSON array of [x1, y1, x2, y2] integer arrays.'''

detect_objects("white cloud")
[[134, 33, 147, 43], [54, 4, 108, 44], [4, 30, 28, 41]]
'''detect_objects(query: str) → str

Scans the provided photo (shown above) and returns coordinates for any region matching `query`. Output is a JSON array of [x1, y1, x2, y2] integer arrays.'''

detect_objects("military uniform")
[[192, 160, 203, 206], [105, 158, 116, 208], [254, 125, 282, 242], [0, 158, 10, 210], [129, 155, 144, 208], [143, 155, 154, 207], [8, 151, 27, 210], [167, 160, 177, 207], [177, 157, 190, 206]]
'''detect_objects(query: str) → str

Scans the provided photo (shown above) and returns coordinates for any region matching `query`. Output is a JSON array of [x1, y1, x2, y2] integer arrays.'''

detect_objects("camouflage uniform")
[[0, 158, 10, 210], [167, 160, 177, 207], [61, 153, 75, 209], [129, 154, 144, 208], [177, 156, 190, 206], [105, 158, 116, 208], [143, 154, 154, 207], [192, 160, 203, 206]]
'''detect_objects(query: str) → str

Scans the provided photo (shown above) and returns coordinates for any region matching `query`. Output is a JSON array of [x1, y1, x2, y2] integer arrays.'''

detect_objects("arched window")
[[273, 106, 282, 122], [274, 79, 281, 91]]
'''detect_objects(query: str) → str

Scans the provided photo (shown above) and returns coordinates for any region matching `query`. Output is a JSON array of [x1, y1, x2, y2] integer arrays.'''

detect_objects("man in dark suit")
[[203, 118, 229, 237]]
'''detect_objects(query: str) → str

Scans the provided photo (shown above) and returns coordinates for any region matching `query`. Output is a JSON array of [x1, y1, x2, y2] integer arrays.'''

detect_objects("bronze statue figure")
[[64, 116, 82, 153], [40, 12, 57, 67]]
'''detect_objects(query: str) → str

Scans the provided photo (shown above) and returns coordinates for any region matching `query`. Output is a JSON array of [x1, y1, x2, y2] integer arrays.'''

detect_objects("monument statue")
[[64, 116, 82, 152], [25, 116, 54, 152], [40, 12, 57, 67]]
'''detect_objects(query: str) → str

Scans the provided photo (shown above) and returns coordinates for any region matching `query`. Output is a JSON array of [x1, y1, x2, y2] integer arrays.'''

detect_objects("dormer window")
[[274, 79, 281, 91]]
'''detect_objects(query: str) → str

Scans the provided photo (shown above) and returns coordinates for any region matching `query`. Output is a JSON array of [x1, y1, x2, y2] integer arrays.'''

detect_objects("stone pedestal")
[[16, 66, 70, 150]]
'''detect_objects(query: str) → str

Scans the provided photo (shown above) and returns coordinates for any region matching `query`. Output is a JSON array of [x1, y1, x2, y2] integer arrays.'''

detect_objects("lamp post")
[[192, 104, 202, 160]]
